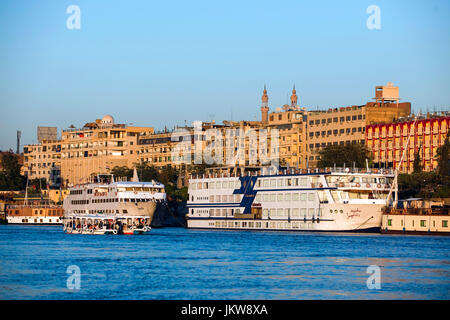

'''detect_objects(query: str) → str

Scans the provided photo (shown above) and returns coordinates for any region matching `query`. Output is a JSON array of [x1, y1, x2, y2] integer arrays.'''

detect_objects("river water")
[[0, 225, 448, 299]]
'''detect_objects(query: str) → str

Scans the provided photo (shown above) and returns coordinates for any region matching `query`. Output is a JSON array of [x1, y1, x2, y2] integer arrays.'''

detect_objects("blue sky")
[[0, 0, 449, 151]]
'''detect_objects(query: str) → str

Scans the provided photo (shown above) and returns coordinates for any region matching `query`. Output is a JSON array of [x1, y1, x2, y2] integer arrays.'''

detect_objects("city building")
[[366, 112, 450, 173], [21, 82, 416, 184], [306, 82, 411, 167], [22, 141, 61, 181], [60, 115, 154, 185], [261, 86, 308, 168]]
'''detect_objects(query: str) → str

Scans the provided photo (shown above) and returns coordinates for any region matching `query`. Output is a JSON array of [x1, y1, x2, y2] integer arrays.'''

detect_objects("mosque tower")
[[261, 85, 269, 124], [290, 84, 298, 108]]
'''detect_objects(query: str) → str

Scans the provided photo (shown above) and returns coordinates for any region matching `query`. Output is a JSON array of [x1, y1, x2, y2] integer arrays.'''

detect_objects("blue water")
[[0, 225, 449, 300]]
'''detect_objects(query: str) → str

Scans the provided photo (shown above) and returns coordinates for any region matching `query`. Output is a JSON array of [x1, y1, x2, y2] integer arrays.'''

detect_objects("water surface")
[[0, 225, 449, 299]]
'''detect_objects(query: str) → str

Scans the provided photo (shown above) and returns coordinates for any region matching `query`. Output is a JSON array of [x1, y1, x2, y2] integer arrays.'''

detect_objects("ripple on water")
[[0, 225, 449, 299]]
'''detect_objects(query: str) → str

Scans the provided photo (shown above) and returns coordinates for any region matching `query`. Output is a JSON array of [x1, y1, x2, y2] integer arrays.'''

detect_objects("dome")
[[101, 115, 114, 124]]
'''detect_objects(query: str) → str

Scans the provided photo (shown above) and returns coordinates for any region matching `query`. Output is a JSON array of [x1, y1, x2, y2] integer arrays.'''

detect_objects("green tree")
[[436, 130, 450, 176], [110, 166, 133, 180], [412, 146, 423, 174], [398, 172, 450, 199], [0, 152, 25, 191], [317, 143, 371, 168]]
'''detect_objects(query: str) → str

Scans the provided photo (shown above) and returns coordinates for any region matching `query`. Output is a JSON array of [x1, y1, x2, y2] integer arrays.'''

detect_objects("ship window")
[[287, 179, 292, 186], [255, 194, 261, 202], [277, 193, 283, 201], [300, 208, 306, 216], [284, 193, 291, 201], [292, 208, 299, 217], [292, 193, 299, 201], [317, 191, 328, 203], [388, 219, 392, 226], [277, 208, 284, 217], [308, 208, 315, 216], [270, 194, 275, 202], [443, 221, 448, 228], [300, 193, 307, 201], [235, 194, 240, 202], [270, 179, 276, 187], [269, 208, 275, 217], [420, 220, 426, 227], [331, 191, 340, 202]]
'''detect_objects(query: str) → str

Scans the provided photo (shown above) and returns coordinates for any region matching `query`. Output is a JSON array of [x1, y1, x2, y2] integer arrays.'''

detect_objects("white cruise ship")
[[63, 174, 166, 234], [187, 167, 395, 232]]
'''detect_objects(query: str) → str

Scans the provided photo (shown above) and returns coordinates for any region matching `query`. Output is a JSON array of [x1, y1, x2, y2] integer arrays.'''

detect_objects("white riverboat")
[[63, 173, 166, 235], [187, 167, 395, 232]]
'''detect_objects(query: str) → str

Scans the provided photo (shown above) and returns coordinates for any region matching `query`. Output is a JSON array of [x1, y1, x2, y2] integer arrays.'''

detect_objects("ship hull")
[[187, 203, 384, 233]]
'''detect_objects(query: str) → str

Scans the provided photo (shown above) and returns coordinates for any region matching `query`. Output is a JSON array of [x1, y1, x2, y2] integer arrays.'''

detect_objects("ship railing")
[[7, 204, 61, 209], [383, 207, 449, 216], [189, 167, 395, 180]]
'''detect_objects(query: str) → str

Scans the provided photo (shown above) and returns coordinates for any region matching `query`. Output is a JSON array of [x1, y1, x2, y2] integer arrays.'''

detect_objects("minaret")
[[290, 84, 298, 108], [261, 85, 269, 124]]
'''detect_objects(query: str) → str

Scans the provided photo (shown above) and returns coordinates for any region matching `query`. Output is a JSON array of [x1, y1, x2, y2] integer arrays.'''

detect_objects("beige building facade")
[[23, 140, 61, 180], [60, 115, 154, 185]]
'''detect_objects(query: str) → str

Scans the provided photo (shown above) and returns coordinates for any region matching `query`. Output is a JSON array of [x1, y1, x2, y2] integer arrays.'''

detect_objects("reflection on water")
[[0, 225, 449, 300]]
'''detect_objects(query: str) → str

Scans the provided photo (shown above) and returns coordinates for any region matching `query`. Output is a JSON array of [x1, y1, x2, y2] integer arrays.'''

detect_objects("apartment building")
[[59, 115, 154, 185], [366, 112, 450, 173], [306, 82, 411, 167], [23, 140, 61, 181]]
